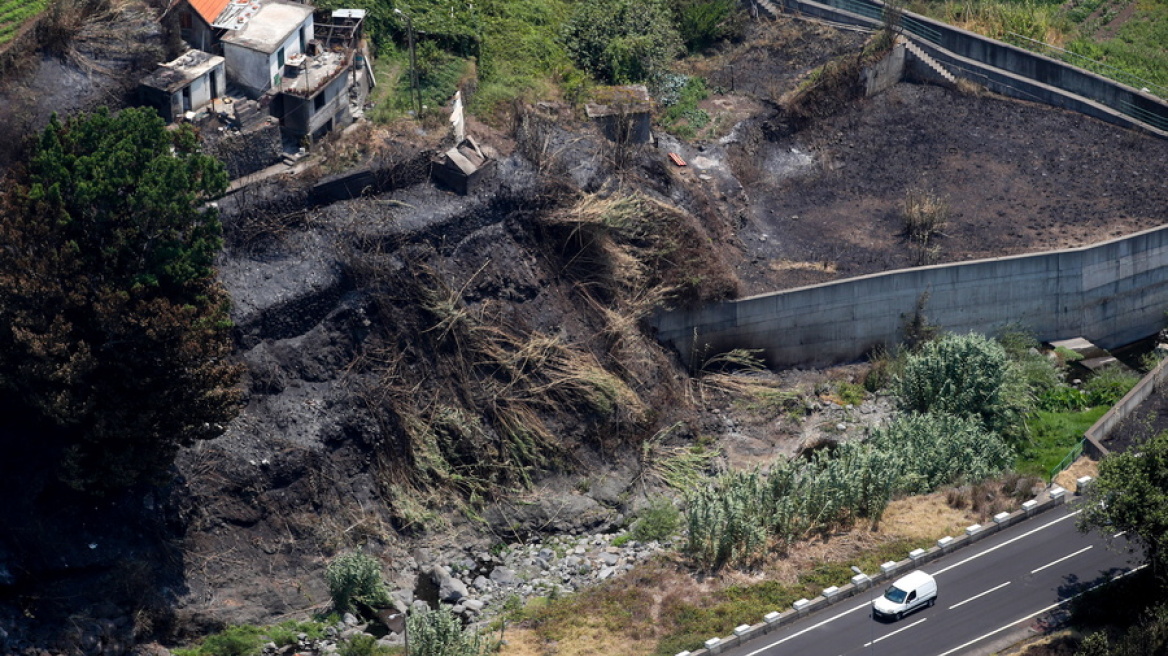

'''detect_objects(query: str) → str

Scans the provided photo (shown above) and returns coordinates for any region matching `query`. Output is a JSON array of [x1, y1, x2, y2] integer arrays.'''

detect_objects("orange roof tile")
[[187, 0, 231, 25]]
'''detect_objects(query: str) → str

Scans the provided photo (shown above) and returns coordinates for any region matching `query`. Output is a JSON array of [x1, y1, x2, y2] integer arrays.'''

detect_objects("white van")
[[872, 570, 937, 621]]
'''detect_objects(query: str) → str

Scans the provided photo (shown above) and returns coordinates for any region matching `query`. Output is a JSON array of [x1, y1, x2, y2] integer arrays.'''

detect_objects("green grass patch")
[[0, 0, 49, 46], [1018, 406, 1107, 478], [656, 75, 710, 140], [173, 620, 331, 656], [907, 0, 1168, 98]]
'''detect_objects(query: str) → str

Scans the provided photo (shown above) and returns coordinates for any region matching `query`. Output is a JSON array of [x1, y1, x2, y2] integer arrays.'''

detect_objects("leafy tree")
[[0, 107, 240, 491], [326, 552, 392, 614], [1080, 430, 1168, 582], [406, 604, 489, 656], [671, 0, 741, 52], [561, 0, 682, 84], [894, 332, 1031, 441]]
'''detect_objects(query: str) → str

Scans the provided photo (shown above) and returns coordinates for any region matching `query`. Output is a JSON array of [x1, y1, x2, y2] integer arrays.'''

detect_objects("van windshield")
[[883, 586, 908, 604]]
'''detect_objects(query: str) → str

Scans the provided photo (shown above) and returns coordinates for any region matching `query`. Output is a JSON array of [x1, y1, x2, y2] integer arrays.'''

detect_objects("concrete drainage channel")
[[677, 480, 1093, 656]]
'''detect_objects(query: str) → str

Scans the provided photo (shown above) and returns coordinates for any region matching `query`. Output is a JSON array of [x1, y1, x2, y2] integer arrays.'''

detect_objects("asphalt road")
[[722, 500, 1141, 656]]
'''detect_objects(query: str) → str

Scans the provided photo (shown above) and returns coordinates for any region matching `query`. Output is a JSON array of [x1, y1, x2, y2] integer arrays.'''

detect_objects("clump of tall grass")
[[684, 411, 1011, 569]]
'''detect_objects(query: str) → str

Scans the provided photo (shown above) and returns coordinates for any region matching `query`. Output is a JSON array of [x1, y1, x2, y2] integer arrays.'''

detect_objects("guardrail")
[[675, 484, 1080, 655], [1048, 438, 1086, 484]]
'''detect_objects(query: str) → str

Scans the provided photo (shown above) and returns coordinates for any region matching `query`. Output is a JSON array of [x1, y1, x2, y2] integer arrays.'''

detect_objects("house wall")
[[222, 15, 313, 97], [280, 70, 351, 137], [139, 86, 178, 123], [179, 9, 217, 53]]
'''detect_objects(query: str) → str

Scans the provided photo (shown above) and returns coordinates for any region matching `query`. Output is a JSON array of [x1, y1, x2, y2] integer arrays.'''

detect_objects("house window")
[[314, 92, 326, 112], [277, 47, 285, 67], [179, 11, 192, 29]]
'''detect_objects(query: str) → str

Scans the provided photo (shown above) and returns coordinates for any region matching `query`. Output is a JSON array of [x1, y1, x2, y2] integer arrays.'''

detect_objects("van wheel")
[[928, 598, 936, 608], [895, 611, 903, 620]]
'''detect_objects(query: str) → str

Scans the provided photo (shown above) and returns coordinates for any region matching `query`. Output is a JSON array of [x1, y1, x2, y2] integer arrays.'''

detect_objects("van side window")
[[907, 591, 916, 602]]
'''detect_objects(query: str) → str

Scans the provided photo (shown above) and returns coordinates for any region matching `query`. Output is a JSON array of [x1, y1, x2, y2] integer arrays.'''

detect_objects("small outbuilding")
[[585, 85, 653, 144], [432, 137, 493, 195], [139, 49, 226, 123], [431, 91, 495, 195]]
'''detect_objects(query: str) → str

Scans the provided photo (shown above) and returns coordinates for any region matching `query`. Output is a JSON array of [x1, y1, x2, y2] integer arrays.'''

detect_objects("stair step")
[[899, 36, 957, 84], [755, 0, 781, 17]]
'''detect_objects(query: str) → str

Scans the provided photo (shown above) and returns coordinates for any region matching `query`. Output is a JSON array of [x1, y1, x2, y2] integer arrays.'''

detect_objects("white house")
[[220, 0, 314, 97], [139, 49, 227, 122]]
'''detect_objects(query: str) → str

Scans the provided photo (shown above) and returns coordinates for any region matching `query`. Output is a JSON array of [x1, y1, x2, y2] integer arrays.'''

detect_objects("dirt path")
[[1094, 0, 1139, 40]]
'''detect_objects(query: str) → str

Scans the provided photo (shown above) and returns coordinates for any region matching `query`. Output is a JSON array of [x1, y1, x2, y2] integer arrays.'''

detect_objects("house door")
[[209, 69, 219, 99], [181, 86, 192, 112]]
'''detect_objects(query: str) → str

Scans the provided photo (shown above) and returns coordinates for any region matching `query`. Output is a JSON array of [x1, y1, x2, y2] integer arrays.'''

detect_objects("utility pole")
[[395, 8, 422, 117]]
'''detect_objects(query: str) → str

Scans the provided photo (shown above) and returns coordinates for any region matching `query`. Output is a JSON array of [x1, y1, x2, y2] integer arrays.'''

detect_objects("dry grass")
[[903, 187, 949, 242], [498, 486, 1016, 656], [1054, 456, 1099, 493], [879, 491, 981, 541], [769, 259, 839, 273]]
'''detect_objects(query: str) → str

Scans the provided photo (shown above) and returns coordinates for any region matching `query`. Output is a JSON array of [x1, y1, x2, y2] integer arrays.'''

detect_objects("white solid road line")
[[1030, 545, 1093, 574], [863, 617, 927, 647], [949, 581, 1011, 609], [932, 509, 1082, 576], [931, 564, 1149, 656], [1113, 530, 1127, 538], [741, 600, 871, 656]]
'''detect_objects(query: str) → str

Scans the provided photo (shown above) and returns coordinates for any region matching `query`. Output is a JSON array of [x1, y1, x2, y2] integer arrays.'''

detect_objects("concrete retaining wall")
[[679, 487, 1071, 656], [653, 225, 1168, 368], [1083, 354, 1168, 457], [781, 0, 1168, 136]]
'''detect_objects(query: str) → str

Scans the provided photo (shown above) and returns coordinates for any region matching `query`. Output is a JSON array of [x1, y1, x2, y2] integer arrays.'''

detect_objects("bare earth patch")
[[1054, 456, 1100, 492]]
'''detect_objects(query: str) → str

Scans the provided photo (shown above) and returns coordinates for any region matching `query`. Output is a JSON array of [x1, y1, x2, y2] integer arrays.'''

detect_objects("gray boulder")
[[489, 566, 518, 586], [484, 492, 617, 539], [429, 565, 468, 603]]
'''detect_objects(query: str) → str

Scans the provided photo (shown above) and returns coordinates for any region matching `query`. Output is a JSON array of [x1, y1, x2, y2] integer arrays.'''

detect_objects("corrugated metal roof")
[[188, 0, 231, 24]]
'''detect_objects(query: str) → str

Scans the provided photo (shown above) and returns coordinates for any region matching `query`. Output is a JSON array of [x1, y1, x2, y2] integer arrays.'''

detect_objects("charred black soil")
[[3, 12, 1168, 656]]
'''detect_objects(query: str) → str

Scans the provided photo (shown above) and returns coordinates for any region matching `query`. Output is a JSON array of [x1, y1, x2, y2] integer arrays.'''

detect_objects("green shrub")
[[894, 332, 1031, 441], [1037, 385, 1089, 411], [684, 408, 1012, 569], [561, 0, 682, 83], [175, 625, 265, 656], [339, 634, 397, 656], [1083, 365, 1139, 406], [407, 605, 488, 656], [835, 381, 866, 406], [266, 620, 327, 647], [631, 498, 681, 542], [672, 0, 741, 52], [326, 552, 392, 615], [870, 412, 1013, 493]]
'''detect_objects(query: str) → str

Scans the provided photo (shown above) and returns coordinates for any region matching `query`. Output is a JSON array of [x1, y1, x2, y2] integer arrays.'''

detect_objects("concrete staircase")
[[751, 0, 782, 19], [234, 99, 264, 130], [898, 35, 957, 86]]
